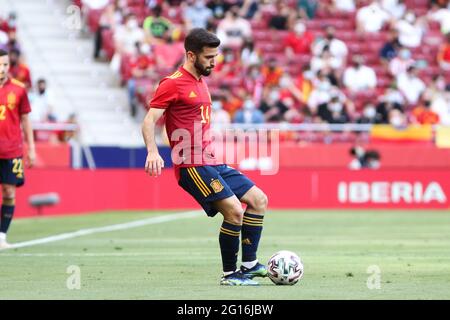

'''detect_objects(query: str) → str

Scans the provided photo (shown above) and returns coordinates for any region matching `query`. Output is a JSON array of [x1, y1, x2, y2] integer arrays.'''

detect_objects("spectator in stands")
[[240, 0, 259, 19], [425, 74, 447, 100], [376, 85, 405, 123], [216, 6, 252, 49], [242, 64, 264, 102], [297, 0, 319, 19], [356, 0, 390, 33], [357, 103, 380, 124], [388, 108, 407, 127], [349, 146, 381, 170], [59, 113, 79, 143], [28, 78, 56, 123], [331, 0, 355, 13], [268, 1, 292, 31], [183, 0, 213, 30], [381, 0, 406, 19], [312, 26, 348, 69], [233, 98, 265, 124], [411, 93, 440, 125], [259, 88, 289, 122], [127, 43, 156, 117], [220, 85, 243, 117], [395, 10, 425, 48], [213, 46, 241, 82], [396, 65, 426, 105], [0, 21, 8, 50], [111, 13, 145, 73], [427, 3, 450, 35], [310, 47, 342, 72], [143, 5, 172, 44], [152, 31, 185, 70], [207, 0, 231, 19], [0, 11, 17, 33], [283, 20, 314, 59], [94, 2, 122, 60], [211, 99, 231, 124], [431, 85, 450, 126], [317, 95, 350, 124], [437, 32, 450, 70], [261, 57, 283, 88], [380, 29, 401, 64], [288, 66, 314, 106], [307, 79, 343, 115], [8, 48, 32, 88], [389, 48, 414, 76], [240, 38, 262, 69], [6, 30, 20, 53], [343, 55, 377, 93]]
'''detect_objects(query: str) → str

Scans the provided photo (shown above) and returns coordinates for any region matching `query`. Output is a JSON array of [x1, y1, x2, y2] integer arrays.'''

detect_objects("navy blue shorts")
[[0, 157, 25, 187], [178, 164, 255, 217]]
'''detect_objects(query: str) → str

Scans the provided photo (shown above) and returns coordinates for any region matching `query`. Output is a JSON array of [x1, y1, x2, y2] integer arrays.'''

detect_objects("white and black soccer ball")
[[267, 250, 304, 285]]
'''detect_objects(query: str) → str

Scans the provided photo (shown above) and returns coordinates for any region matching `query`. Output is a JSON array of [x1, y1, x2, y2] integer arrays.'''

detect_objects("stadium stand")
[[77, 0, 449, 142]]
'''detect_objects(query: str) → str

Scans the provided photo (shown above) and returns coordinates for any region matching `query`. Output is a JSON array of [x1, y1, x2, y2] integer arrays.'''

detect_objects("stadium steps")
[[3, 0, 144, 147]]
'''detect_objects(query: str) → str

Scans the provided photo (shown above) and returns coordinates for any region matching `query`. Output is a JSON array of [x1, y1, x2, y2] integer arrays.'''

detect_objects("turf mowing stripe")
[[0, 210, 203, 251]]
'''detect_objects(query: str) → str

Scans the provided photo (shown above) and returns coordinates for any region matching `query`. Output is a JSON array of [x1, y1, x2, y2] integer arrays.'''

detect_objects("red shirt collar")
[[180, 66, 202, 82]]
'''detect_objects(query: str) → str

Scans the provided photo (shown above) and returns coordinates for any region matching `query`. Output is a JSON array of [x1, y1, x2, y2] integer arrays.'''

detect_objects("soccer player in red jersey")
[[0, 49, 35, 249], [142, 28, 269, 286]]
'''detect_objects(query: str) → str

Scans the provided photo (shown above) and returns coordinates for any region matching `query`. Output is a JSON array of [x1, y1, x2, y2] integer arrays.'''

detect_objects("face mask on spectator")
[[126, 19, 138, 29], [436, 78, 446, 91], [294, 23, 305, 35], [405, 13, 415, 24], [318, 81, 331, 91], [303, 70, 314, 80], [364, 105, 376, 118], [329, 102, 343, 113], [399, 49, 411, 60], [140, 43, 151, 54], [212, 101, 223, 110], [390, 116, 403, 127], [280, 76, 291, 88], [244, 99, 256, 110], [269, 90, 280, 102]]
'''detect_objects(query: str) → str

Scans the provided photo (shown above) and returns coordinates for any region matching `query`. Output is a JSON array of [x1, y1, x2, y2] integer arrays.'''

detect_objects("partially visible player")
[[0, 49, 35, 248], [142, 29, 269, 285]]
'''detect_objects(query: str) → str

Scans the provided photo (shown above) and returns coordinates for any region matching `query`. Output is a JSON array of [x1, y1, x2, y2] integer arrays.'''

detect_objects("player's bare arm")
[[20, 114, 35, 168], [142, 108, 165, 177]]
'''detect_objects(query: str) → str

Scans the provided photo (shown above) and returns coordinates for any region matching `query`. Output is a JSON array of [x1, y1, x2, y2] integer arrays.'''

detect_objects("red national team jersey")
[[0, 78, 31, 159], [149, 67, 221, 178]]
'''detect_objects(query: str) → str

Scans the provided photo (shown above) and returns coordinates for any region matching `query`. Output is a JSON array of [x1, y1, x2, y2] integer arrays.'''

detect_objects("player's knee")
[[2, 186, 15, 200], [225, 206, 244, 225], [253, 192, 268, 214]]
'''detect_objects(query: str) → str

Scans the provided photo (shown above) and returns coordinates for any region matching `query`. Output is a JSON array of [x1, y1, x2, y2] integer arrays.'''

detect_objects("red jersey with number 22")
[[149, 67, 220, 179], [0, 78, 31, 159]]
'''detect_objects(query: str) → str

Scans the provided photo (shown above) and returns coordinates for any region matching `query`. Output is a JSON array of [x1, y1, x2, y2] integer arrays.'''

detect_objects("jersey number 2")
[[12, 159, 24, 178], [200, 105, 210, 124], [0, 105, 6, 121]]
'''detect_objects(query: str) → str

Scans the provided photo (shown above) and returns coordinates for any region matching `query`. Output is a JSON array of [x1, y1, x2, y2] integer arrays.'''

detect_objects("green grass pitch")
[[1, 210, 449, 300]]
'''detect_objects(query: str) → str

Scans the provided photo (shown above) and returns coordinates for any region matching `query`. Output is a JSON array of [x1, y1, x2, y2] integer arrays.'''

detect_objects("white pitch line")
[[0, 210, 203, 251]]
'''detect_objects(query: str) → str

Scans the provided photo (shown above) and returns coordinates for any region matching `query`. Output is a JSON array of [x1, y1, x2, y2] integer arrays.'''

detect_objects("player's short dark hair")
[[184, 28, 220, 55], [0, 49, 8, 57]]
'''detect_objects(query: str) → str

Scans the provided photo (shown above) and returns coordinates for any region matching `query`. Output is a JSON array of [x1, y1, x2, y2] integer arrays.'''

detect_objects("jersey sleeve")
[[149, 78, 178, 109], [19, 89, 31, 114]]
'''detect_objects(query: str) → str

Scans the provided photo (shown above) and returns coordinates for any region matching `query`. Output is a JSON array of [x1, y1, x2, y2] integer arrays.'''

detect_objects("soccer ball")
[[267, 250, 304, 285]]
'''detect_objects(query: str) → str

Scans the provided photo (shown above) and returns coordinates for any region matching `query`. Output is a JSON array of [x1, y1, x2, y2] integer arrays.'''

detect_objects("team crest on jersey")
[[210, 179, 224, 193], [189, 91, 197, 98], [7, 92, 16, 110]]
